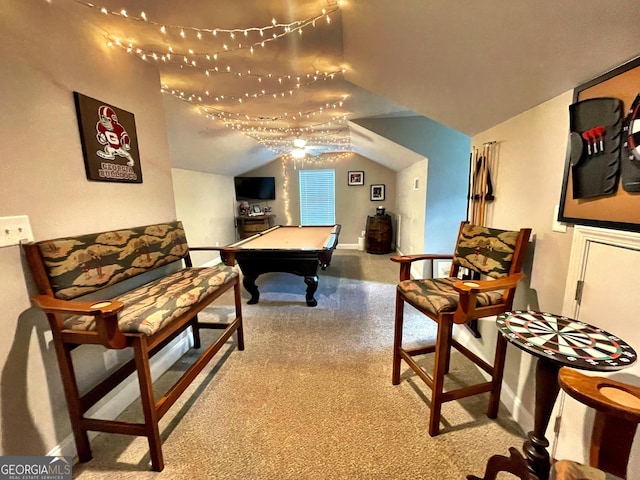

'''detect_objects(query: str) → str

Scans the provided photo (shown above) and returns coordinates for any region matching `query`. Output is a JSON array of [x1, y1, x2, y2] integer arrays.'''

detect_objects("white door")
[[553, 227, 640, 476]]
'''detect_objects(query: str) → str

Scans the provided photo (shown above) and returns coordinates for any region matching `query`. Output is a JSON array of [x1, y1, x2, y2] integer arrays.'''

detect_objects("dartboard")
[[623, 93, 640, 161], [497, 311, 637, 371]]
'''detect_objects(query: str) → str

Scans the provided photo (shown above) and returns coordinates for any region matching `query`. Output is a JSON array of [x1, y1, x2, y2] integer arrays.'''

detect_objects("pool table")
[[220, 224, 341, 307]]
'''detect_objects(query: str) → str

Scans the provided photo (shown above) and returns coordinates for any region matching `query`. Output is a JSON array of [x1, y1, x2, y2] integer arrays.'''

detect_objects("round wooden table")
[[468, 310, 637, 480]]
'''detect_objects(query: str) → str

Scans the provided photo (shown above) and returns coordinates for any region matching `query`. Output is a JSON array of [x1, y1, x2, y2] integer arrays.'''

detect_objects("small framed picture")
[[432, 259, 453, 279], [370, 184, 385, 201], [251, 204, 261, 214], [348, 171, 364, 186]]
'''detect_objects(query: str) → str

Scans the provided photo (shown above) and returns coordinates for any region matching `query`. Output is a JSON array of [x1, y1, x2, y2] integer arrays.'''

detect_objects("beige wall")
[[395, 160, 428, 274], [241, 152, 397, 245], [456, 90, 577, 431], [0, 0, 176, 456], [171, 169, 237, 266]]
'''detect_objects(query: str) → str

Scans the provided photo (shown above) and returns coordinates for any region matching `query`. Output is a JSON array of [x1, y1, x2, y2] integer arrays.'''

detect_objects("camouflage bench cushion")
[[35, 222, 191, 301], [64, 265, 237, 336], [398, 277, 503, 316]]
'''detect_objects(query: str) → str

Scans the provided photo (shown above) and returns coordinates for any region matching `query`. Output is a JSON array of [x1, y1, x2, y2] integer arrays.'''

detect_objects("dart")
[[594, 125, 605, 152], [581, 130, 592, 155]]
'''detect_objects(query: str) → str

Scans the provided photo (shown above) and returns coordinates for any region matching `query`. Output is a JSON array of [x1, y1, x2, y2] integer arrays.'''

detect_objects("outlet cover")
[[0, 215, 34, 247]]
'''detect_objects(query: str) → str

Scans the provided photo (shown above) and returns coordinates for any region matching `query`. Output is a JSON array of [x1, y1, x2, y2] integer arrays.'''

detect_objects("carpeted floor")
[[72, 250, 525, 479]]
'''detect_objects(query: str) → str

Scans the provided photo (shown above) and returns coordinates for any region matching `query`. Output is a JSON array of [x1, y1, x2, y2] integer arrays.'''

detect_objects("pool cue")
[[479, 143, 489, 225], [471, 146, 480, 223]]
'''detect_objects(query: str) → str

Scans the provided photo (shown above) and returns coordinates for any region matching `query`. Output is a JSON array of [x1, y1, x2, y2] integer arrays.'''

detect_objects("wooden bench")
[[22, 221, 244, 471]]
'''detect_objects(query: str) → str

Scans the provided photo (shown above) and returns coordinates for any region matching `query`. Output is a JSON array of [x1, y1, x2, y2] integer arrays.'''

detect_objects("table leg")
[[467, 356, 561, 480], [523, 357, 561, 480], [303, 275, 318, 307], [242, 275, 260, 304]]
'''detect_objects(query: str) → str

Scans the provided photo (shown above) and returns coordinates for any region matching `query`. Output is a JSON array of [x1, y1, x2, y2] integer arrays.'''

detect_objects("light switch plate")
[[0, 215, 34, 247]]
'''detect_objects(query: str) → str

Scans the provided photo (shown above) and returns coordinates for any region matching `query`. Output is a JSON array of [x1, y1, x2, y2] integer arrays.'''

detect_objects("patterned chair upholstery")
[[392, 221, 531, 436]]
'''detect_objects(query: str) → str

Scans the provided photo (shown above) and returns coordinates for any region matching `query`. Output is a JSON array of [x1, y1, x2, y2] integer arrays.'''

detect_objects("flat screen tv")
[[234, 176, 276, 201]]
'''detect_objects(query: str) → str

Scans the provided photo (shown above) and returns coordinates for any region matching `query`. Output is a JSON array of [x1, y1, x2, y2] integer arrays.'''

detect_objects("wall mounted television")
[[234, 176, 276, 200]]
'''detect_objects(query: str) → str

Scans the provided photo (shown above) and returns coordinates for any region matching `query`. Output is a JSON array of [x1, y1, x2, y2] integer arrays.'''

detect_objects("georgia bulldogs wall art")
[[74, 92, 142, 183]]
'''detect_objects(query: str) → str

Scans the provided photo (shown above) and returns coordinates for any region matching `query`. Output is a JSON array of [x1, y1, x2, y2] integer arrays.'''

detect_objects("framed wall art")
[[558, 56, 640, 232], [370, 184, 385, 201], [432, 259, 453, 279], [74, 92, 143, 183], [348, 171, 364, 185]]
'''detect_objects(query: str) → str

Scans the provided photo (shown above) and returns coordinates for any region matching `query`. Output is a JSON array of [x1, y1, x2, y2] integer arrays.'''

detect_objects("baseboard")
[[200, 255, 222, 267], [47, 331, 193, 458], [501, 382, 534, 433]]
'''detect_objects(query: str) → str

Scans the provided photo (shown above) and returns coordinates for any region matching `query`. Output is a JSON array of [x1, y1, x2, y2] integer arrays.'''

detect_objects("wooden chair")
[[391, 221, 531, 436], [550, 367, 640, 480]]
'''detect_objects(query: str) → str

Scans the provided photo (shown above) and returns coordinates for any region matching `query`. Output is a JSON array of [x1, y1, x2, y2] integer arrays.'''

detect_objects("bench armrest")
[[32, 295, 124, 316], [31, 296, 127, 349], [189, 246, 237, 267]]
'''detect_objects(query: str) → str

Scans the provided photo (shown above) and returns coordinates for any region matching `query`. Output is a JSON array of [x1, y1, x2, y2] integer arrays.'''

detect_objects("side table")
[[468, 310, 637, 480]]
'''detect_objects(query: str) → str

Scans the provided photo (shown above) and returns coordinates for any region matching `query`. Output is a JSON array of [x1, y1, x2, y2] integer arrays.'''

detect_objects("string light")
[[75, 0, 339, 56], [74, 0, 351, 155]]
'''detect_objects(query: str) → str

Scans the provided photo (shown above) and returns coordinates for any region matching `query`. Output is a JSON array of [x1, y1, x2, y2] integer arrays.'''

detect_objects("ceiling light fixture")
[[291, 148, 306, 159], [293, 138, 307, 148]]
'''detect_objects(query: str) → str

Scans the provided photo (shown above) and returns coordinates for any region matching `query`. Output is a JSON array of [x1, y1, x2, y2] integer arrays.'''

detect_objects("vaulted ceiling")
[[61, 0, 640, 175]]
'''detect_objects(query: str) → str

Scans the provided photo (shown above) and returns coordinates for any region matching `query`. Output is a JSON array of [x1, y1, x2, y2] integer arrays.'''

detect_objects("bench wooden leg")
[[53, 338, 93, 463], [234, 281, 245, 351], [132, 336, 164, 472], [190, 315, 201, 349]]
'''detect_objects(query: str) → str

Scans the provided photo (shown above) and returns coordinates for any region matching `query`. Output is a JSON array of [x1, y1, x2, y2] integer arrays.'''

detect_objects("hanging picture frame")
[[348, 171, 364, 185], [74, 92, 143, 183], [370, 184, 385, 201]]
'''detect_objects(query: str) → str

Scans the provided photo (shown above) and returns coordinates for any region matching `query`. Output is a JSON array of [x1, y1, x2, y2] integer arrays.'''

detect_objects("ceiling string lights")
[[74, 0, 351, 155], [158, 70, 345, 105], [76, 0, 340, 56]]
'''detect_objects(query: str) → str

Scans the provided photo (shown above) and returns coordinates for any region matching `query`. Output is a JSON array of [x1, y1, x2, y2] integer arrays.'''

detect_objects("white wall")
[[0, 0, 176, 456], [171, 169, 237, 266], [242, 153, 397, 244], [457, 90, 577, 431], [395, 160, 428, 274]]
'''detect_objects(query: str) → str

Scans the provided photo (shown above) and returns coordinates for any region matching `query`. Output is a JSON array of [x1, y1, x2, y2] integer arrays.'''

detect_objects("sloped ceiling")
[[343, 0, 640, 136], [60, 0, 640, 176]]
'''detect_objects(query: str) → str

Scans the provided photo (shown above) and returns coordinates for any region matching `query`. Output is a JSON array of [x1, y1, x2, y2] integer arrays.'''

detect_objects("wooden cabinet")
[[366, 214, 393, 254], [236, 215, 276, 239]]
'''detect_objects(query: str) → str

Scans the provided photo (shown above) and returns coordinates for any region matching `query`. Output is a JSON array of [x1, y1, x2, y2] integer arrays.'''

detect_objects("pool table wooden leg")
[[304, 275, 318, 307], [242, 275, 260, 304]]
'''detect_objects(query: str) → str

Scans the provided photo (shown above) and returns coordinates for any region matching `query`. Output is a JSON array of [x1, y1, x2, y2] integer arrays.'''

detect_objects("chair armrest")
[[451, 273, 524, 324], [391, 254, 453, 281], [558, 367, 640, 424], [31, 296, 127, 349], [390, 253, 453, 264], [452, 273, 524, 294]]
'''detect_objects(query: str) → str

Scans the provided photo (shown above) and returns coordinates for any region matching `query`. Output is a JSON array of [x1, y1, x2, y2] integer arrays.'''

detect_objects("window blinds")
[[299, 169, 336, 225]]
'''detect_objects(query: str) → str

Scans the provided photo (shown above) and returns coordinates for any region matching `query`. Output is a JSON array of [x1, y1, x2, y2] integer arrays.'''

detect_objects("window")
[[299, 169, 335, 225]]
